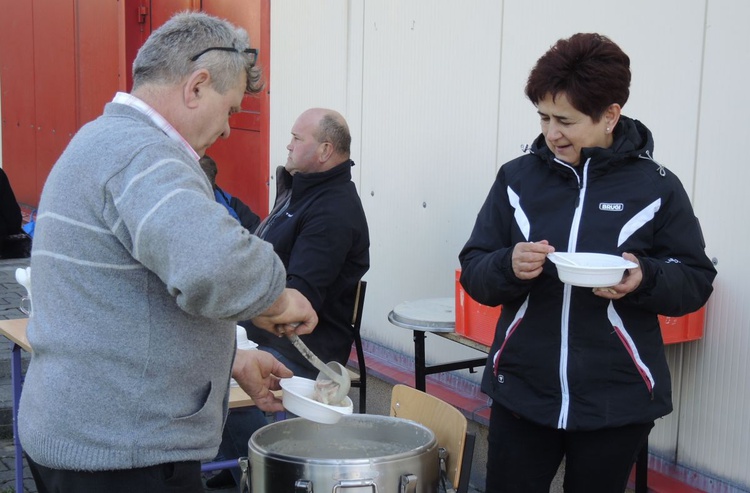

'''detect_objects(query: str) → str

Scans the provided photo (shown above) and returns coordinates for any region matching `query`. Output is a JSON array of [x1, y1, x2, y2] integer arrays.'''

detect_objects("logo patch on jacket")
[[599, 202, 624, 212]]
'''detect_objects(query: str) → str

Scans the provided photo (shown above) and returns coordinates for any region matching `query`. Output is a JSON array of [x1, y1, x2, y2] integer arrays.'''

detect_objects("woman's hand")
[[231, 349, 293, 412], [592, 252, 642, 299], [513, 240, 555, 280]]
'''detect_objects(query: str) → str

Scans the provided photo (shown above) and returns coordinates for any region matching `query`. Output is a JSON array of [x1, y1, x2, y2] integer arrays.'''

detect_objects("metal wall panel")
[[671, 0, 750, 488], [268, 1, 352, 170], [268, 0, 355, 221], [358, 0, 504, 357]]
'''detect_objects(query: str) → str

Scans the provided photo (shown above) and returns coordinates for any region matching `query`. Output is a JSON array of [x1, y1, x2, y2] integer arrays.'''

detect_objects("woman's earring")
[[606, 127, 611, 133]]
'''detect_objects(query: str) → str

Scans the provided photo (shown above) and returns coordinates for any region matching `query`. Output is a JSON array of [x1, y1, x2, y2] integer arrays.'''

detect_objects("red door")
[[0, 0, 270, 216], [199, 0, 271, 218]]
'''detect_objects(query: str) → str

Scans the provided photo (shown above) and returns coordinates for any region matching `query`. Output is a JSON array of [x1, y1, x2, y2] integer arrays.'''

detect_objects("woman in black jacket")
[[459, 33, 716, 493]]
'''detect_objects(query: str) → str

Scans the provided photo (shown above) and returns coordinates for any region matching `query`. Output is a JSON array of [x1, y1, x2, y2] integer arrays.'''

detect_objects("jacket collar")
[[274, 159, 355, 199], [528, 115, 654, 176]]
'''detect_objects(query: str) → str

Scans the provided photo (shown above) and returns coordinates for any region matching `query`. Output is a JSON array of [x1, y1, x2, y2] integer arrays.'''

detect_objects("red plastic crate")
[[455, 269, 501, 346], [659, 306, 706, 345], [455, 270, 706, 346]]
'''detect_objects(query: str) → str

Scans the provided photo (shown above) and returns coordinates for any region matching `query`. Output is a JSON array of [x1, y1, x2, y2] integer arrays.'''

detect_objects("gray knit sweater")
[[18, 103, 286, 471]]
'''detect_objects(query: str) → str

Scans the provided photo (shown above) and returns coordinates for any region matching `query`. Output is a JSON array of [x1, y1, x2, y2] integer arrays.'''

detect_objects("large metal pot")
[[248, 414, 439, 492]]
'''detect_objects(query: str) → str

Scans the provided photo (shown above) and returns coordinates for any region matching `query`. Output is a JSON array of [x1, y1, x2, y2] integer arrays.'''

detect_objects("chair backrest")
[[349, 280, 367, 412], [352, 280, 366, 328], [390, 383, 467, 488]]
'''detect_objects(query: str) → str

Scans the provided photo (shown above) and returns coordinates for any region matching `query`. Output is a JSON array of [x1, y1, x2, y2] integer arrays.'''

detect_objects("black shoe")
[[205, 469, 236, 489]]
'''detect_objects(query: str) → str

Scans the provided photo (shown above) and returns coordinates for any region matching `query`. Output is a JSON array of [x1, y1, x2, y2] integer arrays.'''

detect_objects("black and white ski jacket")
[[459, 116, 716, 431]]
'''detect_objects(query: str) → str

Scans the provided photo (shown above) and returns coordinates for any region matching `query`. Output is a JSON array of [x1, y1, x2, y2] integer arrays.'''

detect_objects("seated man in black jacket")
[[207, 108, 370, 488]]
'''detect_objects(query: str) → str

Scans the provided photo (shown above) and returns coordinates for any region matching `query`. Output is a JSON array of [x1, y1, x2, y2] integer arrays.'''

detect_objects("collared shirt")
[[112, 92, 199, 160]]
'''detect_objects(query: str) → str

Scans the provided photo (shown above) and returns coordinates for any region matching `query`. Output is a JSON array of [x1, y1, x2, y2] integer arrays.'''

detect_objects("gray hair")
[[132, 11, 262, 94], [316, 114, 351, 156]]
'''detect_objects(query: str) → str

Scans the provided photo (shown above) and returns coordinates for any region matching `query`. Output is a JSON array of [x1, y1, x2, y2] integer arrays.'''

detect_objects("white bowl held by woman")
[[547, 252, 638, 288]]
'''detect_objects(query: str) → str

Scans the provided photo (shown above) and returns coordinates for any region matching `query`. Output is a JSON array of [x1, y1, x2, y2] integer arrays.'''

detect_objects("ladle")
[[287, 333, 351, 405]]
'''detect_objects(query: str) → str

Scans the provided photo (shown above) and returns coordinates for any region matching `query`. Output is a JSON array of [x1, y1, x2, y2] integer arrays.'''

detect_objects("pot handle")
[[295, 479, 313, 492], [400, 474, 418, 493], [332, 479, 378, 492]]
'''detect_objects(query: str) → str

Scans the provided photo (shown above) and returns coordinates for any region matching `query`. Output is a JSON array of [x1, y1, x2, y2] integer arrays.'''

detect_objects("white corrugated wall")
[[670, 0, 750, 487], [269, 0, 748, 489]]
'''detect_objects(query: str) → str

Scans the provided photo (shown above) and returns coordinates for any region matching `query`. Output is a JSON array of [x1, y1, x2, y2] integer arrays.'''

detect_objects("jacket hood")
[[529, 115, 655, 171]]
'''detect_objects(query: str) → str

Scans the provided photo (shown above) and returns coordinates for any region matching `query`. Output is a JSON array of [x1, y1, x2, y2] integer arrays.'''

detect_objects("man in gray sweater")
[[17, 12, 317, 493]]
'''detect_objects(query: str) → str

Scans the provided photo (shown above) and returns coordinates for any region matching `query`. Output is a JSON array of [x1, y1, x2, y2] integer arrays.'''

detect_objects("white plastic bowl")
[[235, 325, 258, 351], [231, 326, 258, 387], [547, 252, 637, 288], [279, 376, 353, 424]]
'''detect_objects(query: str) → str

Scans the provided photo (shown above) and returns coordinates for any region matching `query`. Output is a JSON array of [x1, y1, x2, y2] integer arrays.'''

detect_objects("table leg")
[[10, 341, 24, 493], [413, 330, 427, 392], [411, 330, 487, 393]]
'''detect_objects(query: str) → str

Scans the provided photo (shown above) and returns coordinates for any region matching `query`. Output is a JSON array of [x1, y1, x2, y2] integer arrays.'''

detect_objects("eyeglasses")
[[189, 47, 258, 67]]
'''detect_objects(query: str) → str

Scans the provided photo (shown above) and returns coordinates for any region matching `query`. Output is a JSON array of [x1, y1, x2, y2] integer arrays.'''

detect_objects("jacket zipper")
[[256, 195, 291, 239], [556, 157, 588, 429]]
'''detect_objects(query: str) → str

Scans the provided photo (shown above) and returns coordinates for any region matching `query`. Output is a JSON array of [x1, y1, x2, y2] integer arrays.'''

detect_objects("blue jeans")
[[218, 345, 318, 484]]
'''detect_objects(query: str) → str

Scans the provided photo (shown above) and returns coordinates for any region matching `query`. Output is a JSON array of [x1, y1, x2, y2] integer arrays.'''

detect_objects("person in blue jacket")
[[199, 154, 261, 232], [459, 33, 716, 493]]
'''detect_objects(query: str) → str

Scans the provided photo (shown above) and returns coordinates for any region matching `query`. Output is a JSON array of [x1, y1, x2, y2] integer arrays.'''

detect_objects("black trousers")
[[26, 454, 205, 493], [485, 403, 653, 493]]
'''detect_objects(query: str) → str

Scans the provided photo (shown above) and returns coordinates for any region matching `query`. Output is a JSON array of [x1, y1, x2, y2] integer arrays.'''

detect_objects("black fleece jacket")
[[459, 116, 716, 431], [242, 160, 370, 374]]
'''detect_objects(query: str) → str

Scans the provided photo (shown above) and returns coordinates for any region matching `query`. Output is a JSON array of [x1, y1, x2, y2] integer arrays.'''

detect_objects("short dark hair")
[[316, 114, 351, 156], [199, 154, 218, 187], [525, 33, 631, 122]]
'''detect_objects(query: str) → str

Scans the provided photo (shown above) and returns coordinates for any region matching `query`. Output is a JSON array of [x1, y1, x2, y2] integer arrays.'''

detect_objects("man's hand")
[[592, 252, 643, 299], [513, 240, 555, 280], [232, 349, 293, 412], [251, 288, 318, 336]]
